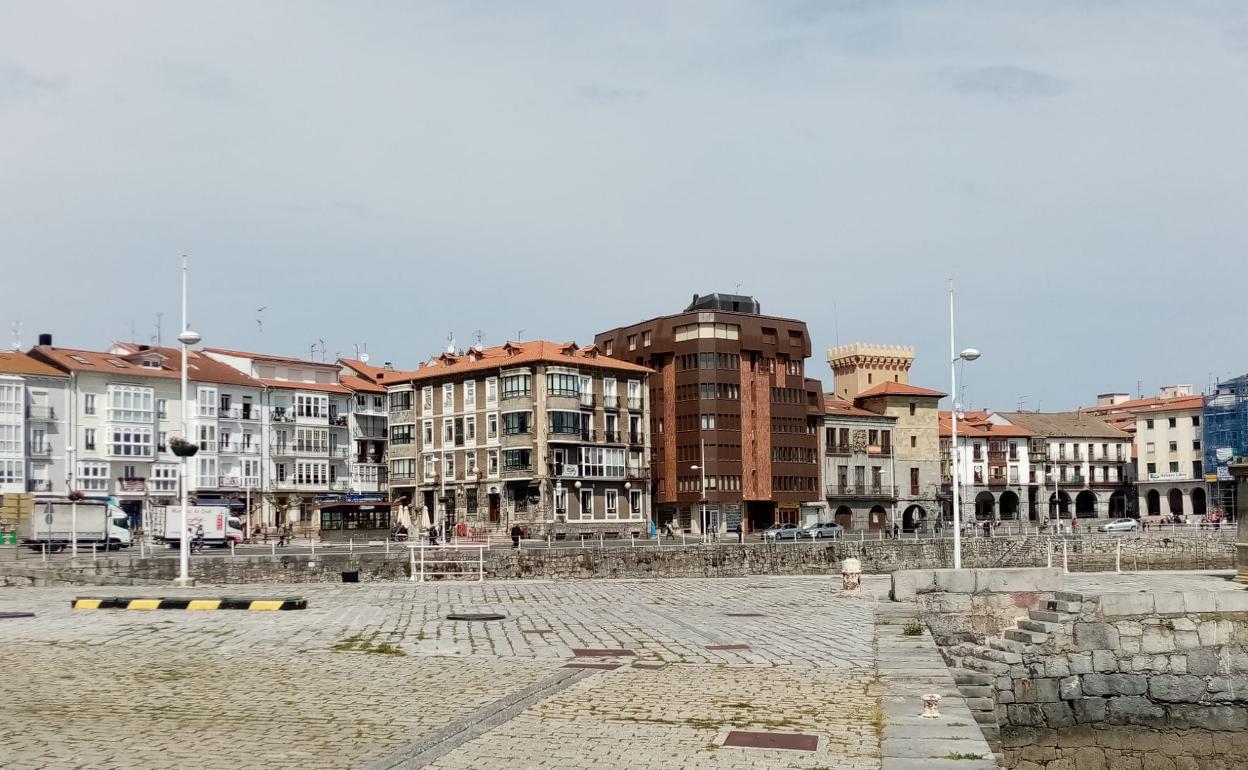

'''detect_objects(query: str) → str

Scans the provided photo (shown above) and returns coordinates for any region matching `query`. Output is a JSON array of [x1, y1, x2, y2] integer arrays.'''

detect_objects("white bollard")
[[349, 538, 354, 554], [841, 558, 862, 592], [271, 542, 276, 557], [230, 541, 235, 557], [1116, 541, 1121, 573], [1062, 540, 1069, 574], [921, 694, 942, 718]]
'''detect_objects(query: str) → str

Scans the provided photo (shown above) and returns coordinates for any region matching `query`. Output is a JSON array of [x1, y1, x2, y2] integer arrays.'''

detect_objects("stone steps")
[[1055, 591, 1085, 603], [1029, 608, 1077, 623], [1017, 618, 1063, 634], [1004, 628, 1049, 645], [1041, 599, 1082, 614], [951, 668, 993, 686], [988, 637, 1030, 655]]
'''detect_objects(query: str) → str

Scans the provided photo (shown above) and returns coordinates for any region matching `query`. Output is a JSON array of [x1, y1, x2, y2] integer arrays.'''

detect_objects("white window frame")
[[78, 462, 108, 491], [423, 454, 436, 480], [110, 426, 154, 458], [422, 419, 434, 447], [485, 377, 498, 406], [605, 489, 619, 519], [0, 424, 19, 454], [197, 386, 217, 418], [465, 415, 476, 445], [152, 464, 179, 493], [443, 383, 454, 410], [0, 459, 23, 486], [464, 380, 476, 410], [83, 393, 96, 415], [488, 449, 499, 478], [443, 451, 454, 480], [443, 418, 454, 444], [421, 386, 433, 413], [629, 489, 642, 516], [627, 380, 642, 410], [107, 384, 154, 423], [0, 382, 21, 416], [466, 451, 477, 477], [487, 412, 499, 441], [579, 488, 594, 519]]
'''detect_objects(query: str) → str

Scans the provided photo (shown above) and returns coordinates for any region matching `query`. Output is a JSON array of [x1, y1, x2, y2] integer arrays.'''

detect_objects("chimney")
[[384, 362, 394, 371], [138, 344, 150, 351], [37, 333, 52, 346]]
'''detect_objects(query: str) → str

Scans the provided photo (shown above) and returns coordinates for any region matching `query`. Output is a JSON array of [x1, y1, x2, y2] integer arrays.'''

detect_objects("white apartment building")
[[939, 411, 1033, 522], [1083, 387, 1208, 519], [0, 350, 70, 497], [339, 358, 392, 498], [205, 348, 355, 529]]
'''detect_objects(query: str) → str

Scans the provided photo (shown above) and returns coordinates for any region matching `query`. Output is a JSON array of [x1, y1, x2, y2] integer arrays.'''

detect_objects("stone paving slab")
[[0, 575, 901, 769]]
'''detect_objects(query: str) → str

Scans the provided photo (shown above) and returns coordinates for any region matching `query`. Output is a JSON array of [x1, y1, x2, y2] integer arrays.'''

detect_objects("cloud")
[[577, 84, 647, 103], [0, 60, 64, 107], [953, 65, 1070, 99]]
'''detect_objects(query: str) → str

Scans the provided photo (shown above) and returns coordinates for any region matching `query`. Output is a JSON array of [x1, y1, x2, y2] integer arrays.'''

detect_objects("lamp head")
[[574, 480, 582, 489], [178, 329, 202, 346], [959, 348, 981, 362]]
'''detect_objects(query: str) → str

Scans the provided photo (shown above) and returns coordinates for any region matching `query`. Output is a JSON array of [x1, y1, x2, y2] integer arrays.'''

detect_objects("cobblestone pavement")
[[0, 576, 892, 769], [1064, 569, 1239, 594]]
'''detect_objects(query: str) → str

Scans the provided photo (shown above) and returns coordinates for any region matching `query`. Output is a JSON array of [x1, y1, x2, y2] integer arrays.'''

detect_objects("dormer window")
[[140, 358, 161, 369]]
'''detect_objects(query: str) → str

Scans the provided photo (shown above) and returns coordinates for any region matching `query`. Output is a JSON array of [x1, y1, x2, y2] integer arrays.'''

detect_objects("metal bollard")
[[271, 542, 276, 557], [230, 541, 235, 557], [349, 538, 354, 554], [1116, 541, 1121, 573], [631, 534, 635, 548], [92, 543, 97, 561], [1062, 540, 1069, 574]]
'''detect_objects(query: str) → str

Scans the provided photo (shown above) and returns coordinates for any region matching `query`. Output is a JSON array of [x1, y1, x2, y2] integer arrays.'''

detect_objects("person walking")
[[428, 525, 439, 546], [510, 523, 522, 549]]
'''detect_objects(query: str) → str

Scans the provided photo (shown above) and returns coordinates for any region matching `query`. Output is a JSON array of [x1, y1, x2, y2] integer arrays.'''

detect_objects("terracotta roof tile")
[[258, 378, 351, 395], [996, 411, 1130, 439], [855, 382, 946, 399], [0, 351, 67, 377], [387, 340, 653, 384], [205, 347, 337, 368], [31, 345, 261, 387], [339, 373, 387, 394], [824, 398, 894, 419]]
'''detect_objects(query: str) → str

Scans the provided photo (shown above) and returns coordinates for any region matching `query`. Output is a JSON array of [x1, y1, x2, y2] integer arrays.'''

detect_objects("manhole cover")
[[725, 612, 766, 617], [722, 731, 818, 752], [521, 629, 554, 634], [571, 648, 635, 657], [706, 643, 751, 651], [446, 613, 506, 621], [563, 662, 621, 670], [0, 612, 34, 620]]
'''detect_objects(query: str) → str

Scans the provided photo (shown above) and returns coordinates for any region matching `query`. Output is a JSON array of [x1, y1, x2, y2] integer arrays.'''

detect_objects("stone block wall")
[[892, 568, 1063, 645]]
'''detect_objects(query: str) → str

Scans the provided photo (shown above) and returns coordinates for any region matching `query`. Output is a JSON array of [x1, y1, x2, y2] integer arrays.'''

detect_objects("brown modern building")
[[595, 293, 825, 533]]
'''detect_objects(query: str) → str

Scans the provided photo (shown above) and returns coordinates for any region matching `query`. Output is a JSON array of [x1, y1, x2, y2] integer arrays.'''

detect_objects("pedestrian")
[[428, 525, 439, 546], [982, 520, 991, 538], [510, 523, 522, 549], [892, 522, 900, 540], [1071, 518, 1079, 533]]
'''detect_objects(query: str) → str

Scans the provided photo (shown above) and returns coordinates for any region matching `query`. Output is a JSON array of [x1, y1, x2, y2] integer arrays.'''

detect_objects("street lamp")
[[175, 257, 201, 586], [691, 445, 707, 542], [949, 278, 981, 570]]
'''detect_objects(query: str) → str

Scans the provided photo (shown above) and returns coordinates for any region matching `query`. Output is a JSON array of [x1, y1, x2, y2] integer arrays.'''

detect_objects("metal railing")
[[26, 405, 55, 420], [825, 484, 898, 499], [408, 543, 486, 582], [218, 476, 260, 488], [28, 444, 52, 456], [27, 479, 52, 492]]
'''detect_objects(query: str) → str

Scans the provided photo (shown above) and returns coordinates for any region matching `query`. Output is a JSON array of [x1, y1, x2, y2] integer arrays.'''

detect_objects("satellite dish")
[[359, 353, 370, 364]]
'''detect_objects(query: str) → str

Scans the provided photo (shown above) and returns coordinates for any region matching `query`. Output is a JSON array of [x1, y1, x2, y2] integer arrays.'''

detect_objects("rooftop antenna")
[[318, 338, 326, 363], [446, 332, 456, 355], [1017, 394, 1030, 411], [154, 312, 163, 347], [1137, 379, 1142, 399], [735, 282, 742, 294], [256, 307, 266, 334], [517, 329, 525, 342], [472, 329, 484, 351], [9, 319, 20, 351]]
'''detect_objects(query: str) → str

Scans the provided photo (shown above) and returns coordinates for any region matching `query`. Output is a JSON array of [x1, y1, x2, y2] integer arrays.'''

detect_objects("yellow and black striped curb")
[[72, 597, 307, 611]]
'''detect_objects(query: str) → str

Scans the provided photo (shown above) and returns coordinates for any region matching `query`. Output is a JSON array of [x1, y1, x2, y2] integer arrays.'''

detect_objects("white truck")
[[20, 499, 133, 552], [155, 505, 244, 548]]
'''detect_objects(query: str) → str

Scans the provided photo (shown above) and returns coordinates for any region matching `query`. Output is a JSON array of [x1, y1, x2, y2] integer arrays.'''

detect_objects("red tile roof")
[[387, 340, 653, 384], [0, 350, 67, 377], [31, 345, 261, 387], [258, 378, 351, 395], [339, 373, 387, 394], [939, 410, 1032, 438], [856, 382, 946, 399], [1081, 394, 1205, 416], [205, 347, 338, 368], [824, 398, 894, 419]]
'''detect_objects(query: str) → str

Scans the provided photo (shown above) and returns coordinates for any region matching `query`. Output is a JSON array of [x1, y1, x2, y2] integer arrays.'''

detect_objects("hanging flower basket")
[[67, 490, 85, 501], [169, 437, 199, 457]]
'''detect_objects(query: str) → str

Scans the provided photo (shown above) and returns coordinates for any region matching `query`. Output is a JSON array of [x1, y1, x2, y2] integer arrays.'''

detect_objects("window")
[[78, 462, 108, 491], [1192, 415, 1201, 427], [503, 411, 532, 435], [549, 411, 583, 435], [84, 393, 96, 415], [605, 489, 619, 518], [464, 381, 475, 409], [627, 334, 637, 351], [423, 455, 436, 479], [0, 424, 17, 454], [373, 396, 384, 411], [627, 380, 642, 410], [700, 414, 716, 430], [389, 390, 412, 412], [391, 425, 415, 445], [107, 384, 154, 423], [1168, 417, 1177, 428], [911, 435, 917, 449], [151, 465, 178, 493], [84, 428, 96, 451], [579, 488, 594, 517], [488, 449, 499, 477], [1168, 441, 1177, 452], [466, 451, 477, 477], [604, 339, 614, 356], [0, 459, 22, 486], [1146, 419, 1154, 429], [157, 399, 167, 418], [910, 467, 920, 496], [1146, 462, 1157, 475], [465, 416, 476, 444], [547, 372, 580, 397], [642, 330, 652, 347], [1193, 440, 1202, 451], [484, 377, 498, 406], [909, 402, 916, 416], [276, 463, 287, 482], [443, 383, 454, 410], [422, 420, 434, 446], [295, 394, 328, 418], [502, 374, 531, 399], [1169, 462, 1179, 473], [629, 489, 642, 514], [487, 413, 499, 439], [442, 452, 455, 479], [422, 386, 433, 412], [580, 446, 625, 477], [503, 448, 531, 470], [1193, 460, 1203, 478], [554, 485, 568, 514], [443, 418, 454, 443], [110, 427, 153, 457]]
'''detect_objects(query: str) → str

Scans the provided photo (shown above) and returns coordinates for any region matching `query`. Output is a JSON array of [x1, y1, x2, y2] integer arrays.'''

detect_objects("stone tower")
[[826, 343, 916, 401]]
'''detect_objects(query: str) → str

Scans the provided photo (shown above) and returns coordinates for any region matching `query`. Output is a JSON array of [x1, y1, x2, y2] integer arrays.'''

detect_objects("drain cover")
[[722, 731, 818, 752], [725, 612, 766, 617], [571, 648, 635, 657], [446, 613, 506, 621], [0, 612, 34, 620], [706, 643, 751, 651]]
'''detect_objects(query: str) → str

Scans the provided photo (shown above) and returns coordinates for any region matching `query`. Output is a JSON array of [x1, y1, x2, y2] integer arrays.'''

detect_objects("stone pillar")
[[1234, 462, 1248, 584]]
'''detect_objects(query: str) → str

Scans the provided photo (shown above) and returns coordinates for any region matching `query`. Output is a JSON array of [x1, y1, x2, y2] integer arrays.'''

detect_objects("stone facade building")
[[821, 398, 898, 531], [939, 410, 1033, 523], [595, 293, 824, 533], [385, 341, 652, 538]]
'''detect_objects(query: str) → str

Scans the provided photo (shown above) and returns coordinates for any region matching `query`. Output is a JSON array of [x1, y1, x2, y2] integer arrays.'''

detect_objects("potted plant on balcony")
[[169, 437, 199, 457], [67, 489, 85, 502]]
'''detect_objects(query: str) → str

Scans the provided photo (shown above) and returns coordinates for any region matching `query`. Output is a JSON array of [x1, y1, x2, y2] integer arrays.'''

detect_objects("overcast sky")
[[3, 1, 1246, 410]]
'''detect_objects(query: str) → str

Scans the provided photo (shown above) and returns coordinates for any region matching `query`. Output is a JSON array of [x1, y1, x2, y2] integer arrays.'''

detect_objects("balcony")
[[579, 395, 596, 408], [988, 476, 1008, 487], [331, 447, 350, 459], [28, 479, 52, 492], [329, 480, 350, 491], [272, 444, 294, 457], [218, 476, 260, 488], [355, 455, 387, 465], [604, 396, 620, 409], [826, 444, 853, 456], [198, 440, 218, 453], [825, 484, 897, 500], [630, 432, 644, 445], [603, 430, 620, 443], [220, 407, 259, 421], [501, 465, 533, 479], [272, 410, 296, 424], [627, 398, 642, 410], [329, 415, 348, 427], [28, 444, 52, 458], [26, 405, 55, 420]]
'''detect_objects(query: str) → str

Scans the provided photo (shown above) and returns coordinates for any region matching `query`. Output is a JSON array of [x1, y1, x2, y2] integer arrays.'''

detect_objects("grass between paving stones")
[[331, 632, 406, 656], [944, 752, 985, 760], [902, 620, 924, 636]]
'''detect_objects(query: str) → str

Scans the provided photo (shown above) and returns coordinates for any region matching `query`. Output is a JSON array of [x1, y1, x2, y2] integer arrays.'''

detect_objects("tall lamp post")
[[691, 438, 707, 543], [175, 258, 201, 586], [949, 278, 980, 570]]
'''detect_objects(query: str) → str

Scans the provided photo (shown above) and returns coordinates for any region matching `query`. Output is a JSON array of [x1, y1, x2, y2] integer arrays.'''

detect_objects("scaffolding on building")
[[1203, 373, 1248, 519]]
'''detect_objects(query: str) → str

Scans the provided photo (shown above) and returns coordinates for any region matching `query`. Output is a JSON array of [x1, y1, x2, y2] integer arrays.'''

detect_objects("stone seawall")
[[0, 534, 1233, 587]]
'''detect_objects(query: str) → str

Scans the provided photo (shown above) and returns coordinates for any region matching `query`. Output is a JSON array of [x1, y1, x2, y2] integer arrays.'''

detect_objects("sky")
[[2, 1, 1247, 411]]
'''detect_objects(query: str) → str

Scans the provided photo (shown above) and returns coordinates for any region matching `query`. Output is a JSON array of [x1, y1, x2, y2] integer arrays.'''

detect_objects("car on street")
[[1098, 518, 1140, 533], [761, 523, 801, 540], [800, 522, 844, 540]]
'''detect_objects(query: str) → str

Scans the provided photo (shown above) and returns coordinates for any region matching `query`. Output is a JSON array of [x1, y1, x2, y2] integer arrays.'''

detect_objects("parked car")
[[1098, 518, 1139, 533], [761, 523, 801, 540], [800, 522, 844, 540]]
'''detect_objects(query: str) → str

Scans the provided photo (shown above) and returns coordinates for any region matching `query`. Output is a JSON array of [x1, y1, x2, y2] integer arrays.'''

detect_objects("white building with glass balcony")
[[0, 350, 70, 498]]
